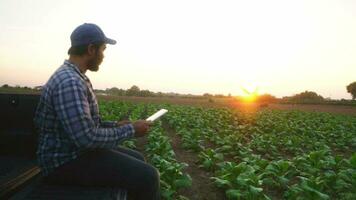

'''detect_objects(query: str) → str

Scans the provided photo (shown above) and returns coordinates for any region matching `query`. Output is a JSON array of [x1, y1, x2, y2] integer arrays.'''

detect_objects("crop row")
[[100, 100, 356, 199], [100, 101, 191, 200], [164, 105, 356, 200]]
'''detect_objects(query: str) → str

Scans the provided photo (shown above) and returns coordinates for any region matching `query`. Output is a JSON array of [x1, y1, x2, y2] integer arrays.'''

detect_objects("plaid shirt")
[[34, 60, 135, 175]]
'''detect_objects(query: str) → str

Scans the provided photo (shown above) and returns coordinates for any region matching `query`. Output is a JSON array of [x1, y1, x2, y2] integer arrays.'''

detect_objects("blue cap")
[[70, 23, 116, 47]]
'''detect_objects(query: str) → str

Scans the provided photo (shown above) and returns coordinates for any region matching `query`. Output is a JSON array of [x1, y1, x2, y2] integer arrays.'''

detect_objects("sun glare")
[[241, 87, 259, 102], [243, 94, 257, 102]]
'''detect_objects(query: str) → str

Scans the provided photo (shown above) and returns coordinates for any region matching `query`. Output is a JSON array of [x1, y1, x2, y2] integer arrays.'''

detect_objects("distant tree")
[[106, 87, 116, 95], [214, 94, 225, 98], [346, 82, 356, 100], [139, 90, 154, 97], [203, 93, 213, 97], [286, 91, 324, 103], [126, 85, 140, 96], [106, 87, 125, 96], [1, 84, 9, 88], [94, 89, 104, 93], [256, 94, 278, 103]]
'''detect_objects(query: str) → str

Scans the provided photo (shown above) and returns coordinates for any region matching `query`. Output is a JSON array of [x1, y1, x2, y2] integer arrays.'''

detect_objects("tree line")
[[1, 81, 356, 103]]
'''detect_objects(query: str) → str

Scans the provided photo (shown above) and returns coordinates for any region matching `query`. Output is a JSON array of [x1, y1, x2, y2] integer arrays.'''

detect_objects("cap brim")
[[105, 37, 117, 45]]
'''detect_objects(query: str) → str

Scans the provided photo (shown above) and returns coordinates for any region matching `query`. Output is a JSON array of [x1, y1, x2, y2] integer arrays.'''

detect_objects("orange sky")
[[0, 0, 356, 99]]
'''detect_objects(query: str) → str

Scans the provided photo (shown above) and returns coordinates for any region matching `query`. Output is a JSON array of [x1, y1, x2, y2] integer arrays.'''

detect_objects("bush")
[[282, 91, 324, 104]]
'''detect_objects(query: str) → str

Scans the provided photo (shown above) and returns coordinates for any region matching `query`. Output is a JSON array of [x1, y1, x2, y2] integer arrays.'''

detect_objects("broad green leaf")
[[249, 185, 263, 195], [350, 153, 356, 168], [173, 175, 192, 189], [226, 189, 242, 199]]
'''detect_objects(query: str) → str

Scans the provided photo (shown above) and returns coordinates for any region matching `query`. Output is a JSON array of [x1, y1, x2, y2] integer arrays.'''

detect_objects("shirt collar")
[[64, 60, 90, 82]]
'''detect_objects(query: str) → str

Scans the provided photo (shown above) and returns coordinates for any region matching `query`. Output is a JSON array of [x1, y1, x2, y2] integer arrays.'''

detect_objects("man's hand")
[[132, 120, 152, 137], [116, 120, 131, 127]]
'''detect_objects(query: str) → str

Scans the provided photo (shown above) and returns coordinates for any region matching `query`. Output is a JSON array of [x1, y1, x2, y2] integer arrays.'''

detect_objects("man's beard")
[[88, 53, 102, 72], [88, 63, 99, 72]]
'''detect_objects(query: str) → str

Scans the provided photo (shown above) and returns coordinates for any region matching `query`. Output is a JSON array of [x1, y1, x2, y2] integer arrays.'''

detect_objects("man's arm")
[[53, 79, 135, 148], [99, 118, 132, 128], [99, 119, 118, 128]]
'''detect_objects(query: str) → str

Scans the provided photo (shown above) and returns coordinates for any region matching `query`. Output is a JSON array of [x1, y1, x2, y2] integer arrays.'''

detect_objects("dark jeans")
[[44, 146, 160, 200]]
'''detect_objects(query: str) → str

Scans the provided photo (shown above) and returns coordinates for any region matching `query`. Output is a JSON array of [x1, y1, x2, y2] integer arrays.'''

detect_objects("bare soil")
[[133, 124, 227, 200], [268, 103, 356, 116], [98, 95, 356, 116], [162, 123, 227, 200]]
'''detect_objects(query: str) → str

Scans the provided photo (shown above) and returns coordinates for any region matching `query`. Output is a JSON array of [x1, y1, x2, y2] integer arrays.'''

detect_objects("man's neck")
[[68, 56, 88, 74]]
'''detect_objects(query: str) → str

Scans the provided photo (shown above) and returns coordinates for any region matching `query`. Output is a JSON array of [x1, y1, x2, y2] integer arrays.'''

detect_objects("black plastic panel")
[[0, 94, 40, 157]]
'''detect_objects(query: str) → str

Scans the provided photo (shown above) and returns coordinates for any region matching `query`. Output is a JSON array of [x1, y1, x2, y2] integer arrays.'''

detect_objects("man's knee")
[[134, 152, 146, 162], [129, 165, 160, 200], [125, 149, 146, 162], [140, 165, 160, 187], [115, 147, 146, 162]]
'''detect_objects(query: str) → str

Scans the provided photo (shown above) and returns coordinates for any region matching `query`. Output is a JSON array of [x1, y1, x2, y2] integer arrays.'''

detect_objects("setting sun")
[[242, 94, 257, 102], [241, 87, 259, 102]]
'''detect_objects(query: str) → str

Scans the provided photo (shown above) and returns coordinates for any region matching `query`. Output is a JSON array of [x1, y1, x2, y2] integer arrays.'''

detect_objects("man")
[[34, 23, 160, 200]]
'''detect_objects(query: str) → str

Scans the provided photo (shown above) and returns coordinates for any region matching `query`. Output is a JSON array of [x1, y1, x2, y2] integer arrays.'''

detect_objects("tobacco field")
[[100, 100, 356, 200]]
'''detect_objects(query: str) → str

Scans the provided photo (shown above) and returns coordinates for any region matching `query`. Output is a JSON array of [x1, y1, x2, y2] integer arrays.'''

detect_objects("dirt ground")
[[162, 123, 227, 200], [99, 95, 356, 116], [134, 124, 227, 200], [267, 103, 356, 116]]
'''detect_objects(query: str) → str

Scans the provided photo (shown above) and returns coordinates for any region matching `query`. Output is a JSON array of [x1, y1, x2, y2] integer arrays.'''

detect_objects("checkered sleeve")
[[99, 119, 118, 128], [52, 79, 135, 148]]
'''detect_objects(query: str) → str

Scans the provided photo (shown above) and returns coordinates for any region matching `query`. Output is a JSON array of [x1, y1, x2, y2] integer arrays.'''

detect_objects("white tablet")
[[146, 109, 168, 122]]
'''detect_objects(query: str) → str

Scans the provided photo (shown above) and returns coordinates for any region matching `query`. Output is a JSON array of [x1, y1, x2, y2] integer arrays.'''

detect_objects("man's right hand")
[[132, 120, 152, 137]]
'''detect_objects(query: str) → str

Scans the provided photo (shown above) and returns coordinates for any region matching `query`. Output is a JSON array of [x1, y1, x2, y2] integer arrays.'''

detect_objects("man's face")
[[88, 44, 106, 72]]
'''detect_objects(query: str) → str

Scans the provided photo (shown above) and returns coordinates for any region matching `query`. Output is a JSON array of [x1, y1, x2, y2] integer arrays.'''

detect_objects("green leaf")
[[278, 176, 290, 187], [249, 185, 263, 195], [263, 177, 277, 187], [161, 188, 175, 200], [350, 153, 356, 168], [211, 177, 232, 188], [202, 159, 213, 170], [301, 182, 329, 200], [226, 189, 242, 199], [173, 174, 192, 189]]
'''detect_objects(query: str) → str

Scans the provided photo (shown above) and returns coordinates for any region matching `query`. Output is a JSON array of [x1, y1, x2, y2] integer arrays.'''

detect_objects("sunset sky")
[[0, 0, 355, 99]]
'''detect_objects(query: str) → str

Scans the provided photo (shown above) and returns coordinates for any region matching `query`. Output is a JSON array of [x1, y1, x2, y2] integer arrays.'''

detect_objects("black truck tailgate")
[[0, 93, 127, 200]]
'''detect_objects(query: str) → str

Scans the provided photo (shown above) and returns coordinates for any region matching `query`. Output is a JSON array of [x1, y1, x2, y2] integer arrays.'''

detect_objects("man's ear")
[[87, 44, 96, 56]]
